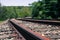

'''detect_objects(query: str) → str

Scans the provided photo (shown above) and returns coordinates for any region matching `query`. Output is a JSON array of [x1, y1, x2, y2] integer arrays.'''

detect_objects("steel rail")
[[10, 19, 50, 40]]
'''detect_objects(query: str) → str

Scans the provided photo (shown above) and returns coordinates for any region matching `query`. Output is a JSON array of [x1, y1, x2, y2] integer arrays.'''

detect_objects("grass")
[[0, 21, 3, 24], [0, 21, 3, 22]]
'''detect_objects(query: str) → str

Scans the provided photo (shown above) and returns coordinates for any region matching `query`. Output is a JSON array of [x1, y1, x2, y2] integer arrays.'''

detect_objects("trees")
[[43, 0, 58, 19], [0, 3, 2, 20], [18, 6, 31, 18], [0, 6, 32, 20], [31, 0, 59, 19], [57, 0, 60, 19], [32, 0, 43, 19], [0, 0, 60, 20]]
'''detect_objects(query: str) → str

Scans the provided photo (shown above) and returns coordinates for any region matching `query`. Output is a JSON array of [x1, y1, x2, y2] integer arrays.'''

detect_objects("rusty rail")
[[9, 19, 50, 40], [17, 18, 60, 26], [8, 21, 26, 40]]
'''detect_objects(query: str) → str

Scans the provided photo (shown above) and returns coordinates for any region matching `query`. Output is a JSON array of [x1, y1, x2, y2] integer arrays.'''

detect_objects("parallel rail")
[[17, 18, 60, 26]]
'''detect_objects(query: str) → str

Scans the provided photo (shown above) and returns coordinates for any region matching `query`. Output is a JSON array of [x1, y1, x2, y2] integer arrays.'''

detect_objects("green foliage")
[[0, 6, 32, 20], [32, 1, 43, 18], [32, 0, 59, 19], [0, 0, 60, 20]]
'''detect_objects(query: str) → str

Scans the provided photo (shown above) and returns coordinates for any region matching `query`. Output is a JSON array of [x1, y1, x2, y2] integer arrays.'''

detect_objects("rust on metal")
[[10, 19, 50, 40], [17, 18, 60, 24], [9, 21, 26, 40], [0, 20, 26, 40]]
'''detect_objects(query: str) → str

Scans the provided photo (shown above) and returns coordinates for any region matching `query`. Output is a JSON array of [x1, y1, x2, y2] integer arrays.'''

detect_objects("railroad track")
[[9, 19, 60, 40], [2, 19, 60, 40], [0, 20, 26, 40]]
